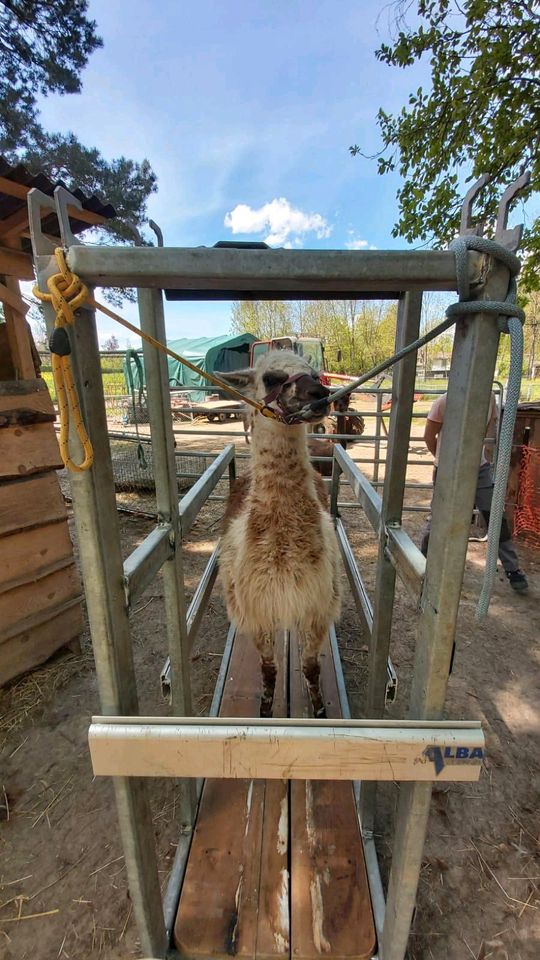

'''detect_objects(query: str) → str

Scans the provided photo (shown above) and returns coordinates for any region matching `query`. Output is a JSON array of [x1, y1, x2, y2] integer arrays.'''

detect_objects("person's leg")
[[475, 463, 528, 591], [420, 467, 437, 557]]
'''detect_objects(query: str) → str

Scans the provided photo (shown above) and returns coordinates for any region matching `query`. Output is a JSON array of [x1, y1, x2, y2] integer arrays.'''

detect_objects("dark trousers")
[[420, 461, 519, 573]]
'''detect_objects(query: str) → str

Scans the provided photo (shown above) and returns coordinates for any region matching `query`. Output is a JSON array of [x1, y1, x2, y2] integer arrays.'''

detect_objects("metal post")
[[381, 257, 510, 960], [138, 288, 195, 823], [31, 251, 167, 954], [361, 292, 422, 832], [373, 390, 383, 483]]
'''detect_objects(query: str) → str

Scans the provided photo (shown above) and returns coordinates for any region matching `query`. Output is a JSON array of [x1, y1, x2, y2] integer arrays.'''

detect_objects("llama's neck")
[[250, 417, 314, 495]]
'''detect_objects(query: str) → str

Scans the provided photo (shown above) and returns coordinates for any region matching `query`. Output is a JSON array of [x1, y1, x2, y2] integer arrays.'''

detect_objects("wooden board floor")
[[174, 630, 376, 960]]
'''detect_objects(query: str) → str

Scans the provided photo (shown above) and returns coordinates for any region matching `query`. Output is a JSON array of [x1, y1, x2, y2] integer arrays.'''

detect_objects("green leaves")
[[230, 300, 399, 376], [0, 1, 158, 258], [353, 0, 540, 289], [0, 1, 102, 148]]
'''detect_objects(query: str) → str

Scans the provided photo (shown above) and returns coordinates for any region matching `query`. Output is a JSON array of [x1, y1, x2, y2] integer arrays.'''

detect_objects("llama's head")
[[217, 349, 330, 423]]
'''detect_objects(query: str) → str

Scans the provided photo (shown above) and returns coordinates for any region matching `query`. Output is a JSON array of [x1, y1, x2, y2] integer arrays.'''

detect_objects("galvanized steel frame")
[[28, 185, 508, 960]]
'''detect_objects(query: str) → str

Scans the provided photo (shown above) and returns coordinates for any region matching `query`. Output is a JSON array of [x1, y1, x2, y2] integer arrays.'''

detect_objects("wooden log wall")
[[0, 378, 83, 685]]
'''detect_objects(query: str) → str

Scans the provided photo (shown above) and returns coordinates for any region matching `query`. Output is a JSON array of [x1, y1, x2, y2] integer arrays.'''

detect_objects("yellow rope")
[[34, 248, 276, 472], [33, 251, 94, 472]]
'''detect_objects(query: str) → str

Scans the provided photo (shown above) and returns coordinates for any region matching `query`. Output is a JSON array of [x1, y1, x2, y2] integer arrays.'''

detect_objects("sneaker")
[[506, 570, 529, 593]]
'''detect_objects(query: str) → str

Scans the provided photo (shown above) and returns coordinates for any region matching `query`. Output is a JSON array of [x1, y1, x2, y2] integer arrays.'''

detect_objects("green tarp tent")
[[123, 333, 256, 402]]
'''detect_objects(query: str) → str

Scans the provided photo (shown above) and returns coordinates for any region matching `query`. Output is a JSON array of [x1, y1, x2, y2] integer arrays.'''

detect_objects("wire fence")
[[39, 350, 133, 422], [58, 434, 219, 517]]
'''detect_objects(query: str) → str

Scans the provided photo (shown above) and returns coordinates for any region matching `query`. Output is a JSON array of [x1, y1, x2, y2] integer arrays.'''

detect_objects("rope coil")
[[33, 250, 94, 472]]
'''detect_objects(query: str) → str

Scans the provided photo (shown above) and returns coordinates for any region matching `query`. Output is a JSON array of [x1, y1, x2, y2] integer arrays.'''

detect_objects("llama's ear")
[[215, 369, 256, 396]]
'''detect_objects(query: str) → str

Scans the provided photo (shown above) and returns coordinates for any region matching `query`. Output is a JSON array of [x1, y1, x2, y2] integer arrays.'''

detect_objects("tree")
[[230, 301, 295, 340], [231, 299, 398, 376], [0, 1, 157, 242], [351, 1, 540, 289], [0, 0, 101, 152], [102, 334, 120, 351]]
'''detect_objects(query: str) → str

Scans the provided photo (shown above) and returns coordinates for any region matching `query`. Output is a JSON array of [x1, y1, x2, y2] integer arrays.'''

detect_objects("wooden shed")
[[0, 158, 116, 684], [506, 401, 540, 547]]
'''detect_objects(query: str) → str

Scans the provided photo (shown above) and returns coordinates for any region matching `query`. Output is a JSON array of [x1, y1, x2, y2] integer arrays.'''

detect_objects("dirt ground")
[[1, 405, 539, 960]]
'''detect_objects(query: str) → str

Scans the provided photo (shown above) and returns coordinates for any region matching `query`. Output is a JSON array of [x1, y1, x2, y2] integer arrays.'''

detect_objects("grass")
[[40, 353, 126, 402]]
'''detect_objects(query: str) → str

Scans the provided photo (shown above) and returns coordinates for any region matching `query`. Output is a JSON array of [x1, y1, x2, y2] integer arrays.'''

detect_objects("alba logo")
[[424, 745, 485, 776]]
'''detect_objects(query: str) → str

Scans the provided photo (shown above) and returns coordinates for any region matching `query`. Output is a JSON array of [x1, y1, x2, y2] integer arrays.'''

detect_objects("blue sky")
[[35, 0, 430, 345]]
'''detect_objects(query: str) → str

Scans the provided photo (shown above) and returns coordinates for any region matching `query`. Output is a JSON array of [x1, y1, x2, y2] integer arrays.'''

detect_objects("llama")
[[218, 350, 341, 718]]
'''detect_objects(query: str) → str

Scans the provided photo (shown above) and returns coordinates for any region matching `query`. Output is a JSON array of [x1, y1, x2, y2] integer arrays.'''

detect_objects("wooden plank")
[[0, 563, 82, 641], [0, 379, 50, 398], [175, 632, 288, 959], [0, 473, 67, 538], [0, 176, 34, 199], [0, 205, 33, 240], [89, 717, 484, 783], [0, 279, 28, 314], [2, 274, 35, 378], [0, 421, 62, 479], [0, 245, 33, 280], [0, 602, 82, 686], [0, 521, 75, 593], [0, 407, 55, 428], [290, 635, 377, 960], [0, 382, 55, 416], [255, 633, 289, 959]]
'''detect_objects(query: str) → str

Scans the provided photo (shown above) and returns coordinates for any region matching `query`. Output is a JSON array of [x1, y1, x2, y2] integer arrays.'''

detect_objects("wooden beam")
[[1, 272, 35, 378], [88, 716, 485, 782], [0, 205, 32, 239], [0, 175, 107, 228], [0, 279, 28, 314], [0, 246, 34, 280]]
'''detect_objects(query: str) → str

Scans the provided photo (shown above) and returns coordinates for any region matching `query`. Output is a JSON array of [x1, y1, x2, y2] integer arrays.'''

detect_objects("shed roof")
[[0, 156, 116, 258]]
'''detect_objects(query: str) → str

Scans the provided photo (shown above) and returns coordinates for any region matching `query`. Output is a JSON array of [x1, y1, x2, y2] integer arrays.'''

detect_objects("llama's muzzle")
[[263, 373, 330, 423]]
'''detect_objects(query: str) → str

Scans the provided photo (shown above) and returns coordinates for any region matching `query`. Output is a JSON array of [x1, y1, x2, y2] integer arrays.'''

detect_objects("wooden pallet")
[[174, 631, 376, 959]]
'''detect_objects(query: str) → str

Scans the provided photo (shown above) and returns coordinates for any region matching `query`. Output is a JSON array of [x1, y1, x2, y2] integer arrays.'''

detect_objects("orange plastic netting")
[[513, 445, 540, 547]]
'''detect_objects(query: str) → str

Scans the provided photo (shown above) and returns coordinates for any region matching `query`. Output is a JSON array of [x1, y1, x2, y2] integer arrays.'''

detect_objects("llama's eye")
[[263, 371, 288, 389]]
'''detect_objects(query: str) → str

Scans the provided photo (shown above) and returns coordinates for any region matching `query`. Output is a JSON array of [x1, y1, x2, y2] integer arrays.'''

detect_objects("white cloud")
[[224, 197, 332, 247], [345, 237, 377, 250]]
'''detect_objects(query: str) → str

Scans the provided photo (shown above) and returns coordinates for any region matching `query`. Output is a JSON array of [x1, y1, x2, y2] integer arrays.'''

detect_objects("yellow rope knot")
[[33, 248, 94, 472]]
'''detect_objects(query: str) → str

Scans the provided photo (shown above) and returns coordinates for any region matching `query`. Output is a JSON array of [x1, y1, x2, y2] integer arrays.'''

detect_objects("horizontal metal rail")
[[385, 526, 426, 603], [67, 245, 484, 294], [179, 443, 234, 537], [108, 436, 437, 469], [88, 715, 485, 782], [123, 525, 173, 607], [335, 443, 382, 530], [335, 519, 398, 705], [161, 545, 220, 697], [336, 517, 374, 633]]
